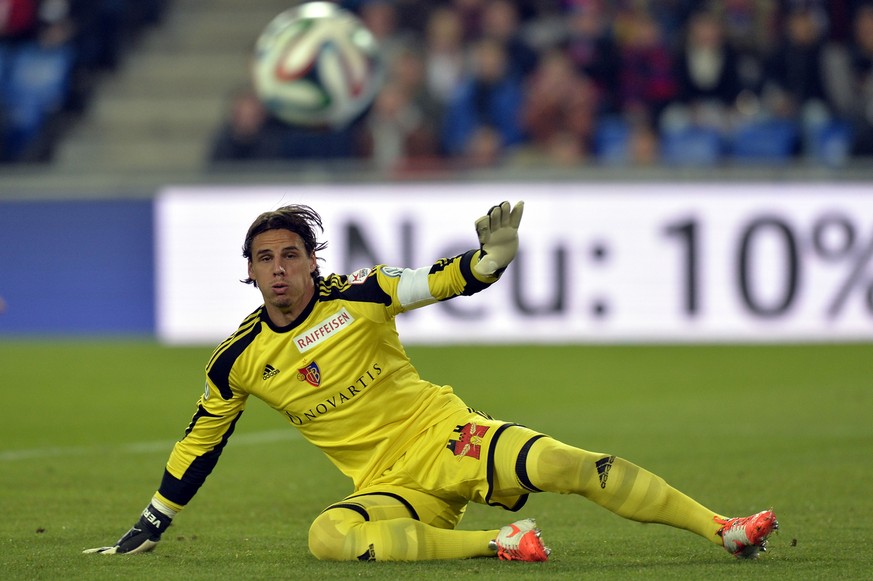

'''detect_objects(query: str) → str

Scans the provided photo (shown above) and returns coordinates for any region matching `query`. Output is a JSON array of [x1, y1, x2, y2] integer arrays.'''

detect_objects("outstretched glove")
[[473, 200, 524, 277], [83, 501, 174, 555]]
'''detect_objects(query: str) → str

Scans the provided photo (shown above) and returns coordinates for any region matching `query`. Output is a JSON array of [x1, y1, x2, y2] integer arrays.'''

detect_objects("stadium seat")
[[807, 120, 853, 167], [729, 119, 799, 163], [2, 42, 74, 159], [660, 126, 723, 167], [594, 116, 631, 164]]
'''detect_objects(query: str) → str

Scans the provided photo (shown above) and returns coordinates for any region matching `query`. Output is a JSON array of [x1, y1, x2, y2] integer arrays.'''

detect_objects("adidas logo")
[[595, 455, 616, 489], [262, 364, 280, 380]]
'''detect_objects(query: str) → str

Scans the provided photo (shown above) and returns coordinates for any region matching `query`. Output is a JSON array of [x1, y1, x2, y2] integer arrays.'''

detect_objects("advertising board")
[[156, 184, 873, 344]]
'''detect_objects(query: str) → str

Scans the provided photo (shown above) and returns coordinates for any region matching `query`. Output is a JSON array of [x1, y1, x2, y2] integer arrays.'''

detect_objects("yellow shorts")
[[324, 408, 546, 529]]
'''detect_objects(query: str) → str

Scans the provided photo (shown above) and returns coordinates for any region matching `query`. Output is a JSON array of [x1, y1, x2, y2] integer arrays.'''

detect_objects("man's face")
[[247, 229, 316, 318]]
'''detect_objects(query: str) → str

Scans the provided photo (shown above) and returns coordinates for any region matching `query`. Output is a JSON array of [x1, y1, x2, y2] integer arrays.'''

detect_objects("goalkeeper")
[[85, 201, 777, 562]]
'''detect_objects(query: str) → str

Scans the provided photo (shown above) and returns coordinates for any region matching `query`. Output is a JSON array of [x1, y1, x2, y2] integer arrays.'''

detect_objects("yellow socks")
[[524, 437, 724, 544], [309, 508, 496, 561]]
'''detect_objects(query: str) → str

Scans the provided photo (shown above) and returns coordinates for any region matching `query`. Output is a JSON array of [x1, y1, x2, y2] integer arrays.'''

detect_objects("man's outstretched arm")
[[373, 200, 525, 312]]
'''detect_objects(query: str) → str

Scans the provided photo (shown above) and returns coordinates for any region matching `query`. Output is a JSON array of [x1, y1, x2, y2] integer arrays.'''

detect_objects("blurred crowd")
[[212, 0, 873, 171], [0, 0, 168, 162], [4, 0, 873, 170]]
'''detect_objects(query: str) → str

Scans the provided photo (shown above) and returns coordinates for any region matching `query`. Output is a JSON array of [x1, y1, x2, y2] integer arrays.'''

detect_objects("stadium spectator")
[[461, 123, 505, 166], [645, 0, 695, 46], [669, 9, 743, 131], [360, 42, 442, 170], [0, 0, 76, 161], [69, 0, 125, 73], [613, 8, 678, 126], [440, 37, 525, 158], [517, 47, 599, 163], [563, 0, 621, 115], [356, 0, 410, 67], [479, 0, 539, 79], [846, 2, 873, 155], [514, 0, 565, 51], [626, 120, 661, 165], [762, 5, 838, 146], [0, 0, 76, 49], [209, 88, 287, 162], [360, 79, 428, 169], [816, 0, 855, 43], [450, 0, 486, 41], [0, 0, 39, 43], [390, 41, 444, 126], [422, 6, 467, 108], [718, 0, 781, 61]]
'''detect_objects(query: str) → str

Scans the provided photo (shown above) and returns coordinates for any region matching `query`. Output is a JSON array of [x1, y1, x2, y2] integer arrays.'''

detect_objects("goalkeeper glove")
[[83, 500, 174, 555], [473, 200, 524, 277]]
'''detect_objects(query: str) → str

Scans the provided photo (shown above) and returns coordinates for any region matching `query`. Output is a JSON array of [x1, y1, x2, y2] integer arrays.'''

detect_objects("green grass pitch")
[[1, 340, 871, 580]]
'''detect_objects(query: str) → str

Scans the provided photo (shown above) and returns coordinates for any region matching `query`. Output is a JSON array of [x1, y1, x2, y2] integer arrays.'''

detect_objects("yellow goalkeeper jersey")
[[157, 249, 496, 508]]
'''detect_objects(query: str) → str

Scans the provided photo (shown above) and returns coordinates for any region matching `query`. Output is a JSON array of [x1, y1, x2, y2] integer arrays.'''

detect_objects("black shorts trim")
[[516, 434, 546, 492], [344, 491, 421, 521], [484, 423, 529, 512], [322, 502, 370, 521]]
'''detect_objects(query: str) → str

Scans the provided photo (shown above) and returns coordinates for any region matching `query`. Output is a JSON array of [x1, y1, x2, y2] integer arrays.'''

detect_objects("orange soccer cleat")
[[715, 509, 779, 559], [489, 517, 551, 562]]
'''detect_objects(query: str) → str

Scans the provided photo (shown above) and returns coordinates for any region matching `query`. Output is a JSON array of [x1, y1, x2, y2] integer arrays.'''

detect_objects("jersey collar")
[[260, 279, 320, 333]]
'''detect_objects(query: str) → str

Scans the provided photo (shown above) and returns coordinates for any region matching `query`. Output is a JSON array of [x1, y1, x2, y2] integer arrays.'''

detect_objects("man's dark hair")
[[242, 205, 328, 285]]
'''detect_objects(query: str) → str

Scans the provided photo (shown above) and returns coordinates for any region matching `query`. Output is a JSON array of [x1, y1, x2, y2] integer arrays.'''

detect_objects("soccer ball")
[[251, 2, 384, 129]]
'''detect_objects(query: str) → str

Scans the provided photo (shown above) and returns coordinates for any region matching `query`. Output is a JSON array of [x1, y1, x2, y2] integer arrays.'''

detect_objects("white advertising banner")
[[156, 183, 873, 344]]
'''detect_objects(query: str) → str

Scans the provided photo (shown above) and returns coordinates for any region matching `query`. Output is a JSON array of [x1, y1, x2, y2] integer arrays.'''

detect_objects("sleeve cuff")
[[469, 250, 500, 283]]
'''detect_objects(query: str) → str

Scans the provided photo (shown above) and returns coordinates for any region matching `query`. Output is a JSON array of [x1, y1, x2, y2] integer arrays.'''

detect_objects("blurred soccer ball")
[[251, 2, 384, 129]]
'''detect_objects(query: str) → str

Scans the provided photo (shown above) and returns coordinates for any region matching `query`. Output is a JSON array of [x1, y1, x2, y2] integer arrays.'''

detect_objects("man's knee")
[[308, 509, 356, 561]]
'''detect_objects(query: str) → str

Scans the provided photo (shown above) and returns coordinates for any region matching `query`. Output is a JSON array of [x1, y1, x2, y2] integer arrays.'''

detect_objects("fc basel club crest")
[[446, 422, 489, 460], [297, 361, 321, 387]]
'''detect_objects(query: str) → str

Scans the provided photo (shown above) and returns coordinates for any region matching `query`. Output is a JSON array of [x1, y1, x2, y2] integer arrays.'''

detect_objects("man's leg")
[[308, 490, 497, 561], [510, 436, 736, 544]]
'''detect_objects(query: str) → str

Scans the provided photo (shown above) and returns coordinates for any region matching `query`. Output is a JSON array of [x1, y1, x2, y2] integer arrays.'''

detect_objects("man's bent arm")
[[84, 384, 247, 555]]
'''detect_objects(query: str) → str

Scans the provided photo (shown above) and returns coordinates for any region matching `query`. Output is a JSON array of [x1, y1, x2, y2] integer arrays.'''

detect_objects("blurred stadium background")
[[2, 0, 873, 177], [2, 0, 873, 339]]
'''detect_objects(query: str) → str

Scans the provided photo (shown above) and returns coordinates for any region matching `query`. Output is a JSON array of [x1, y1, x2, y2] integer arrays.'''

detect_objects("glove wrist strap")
[[139, 501, 173, 537]]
